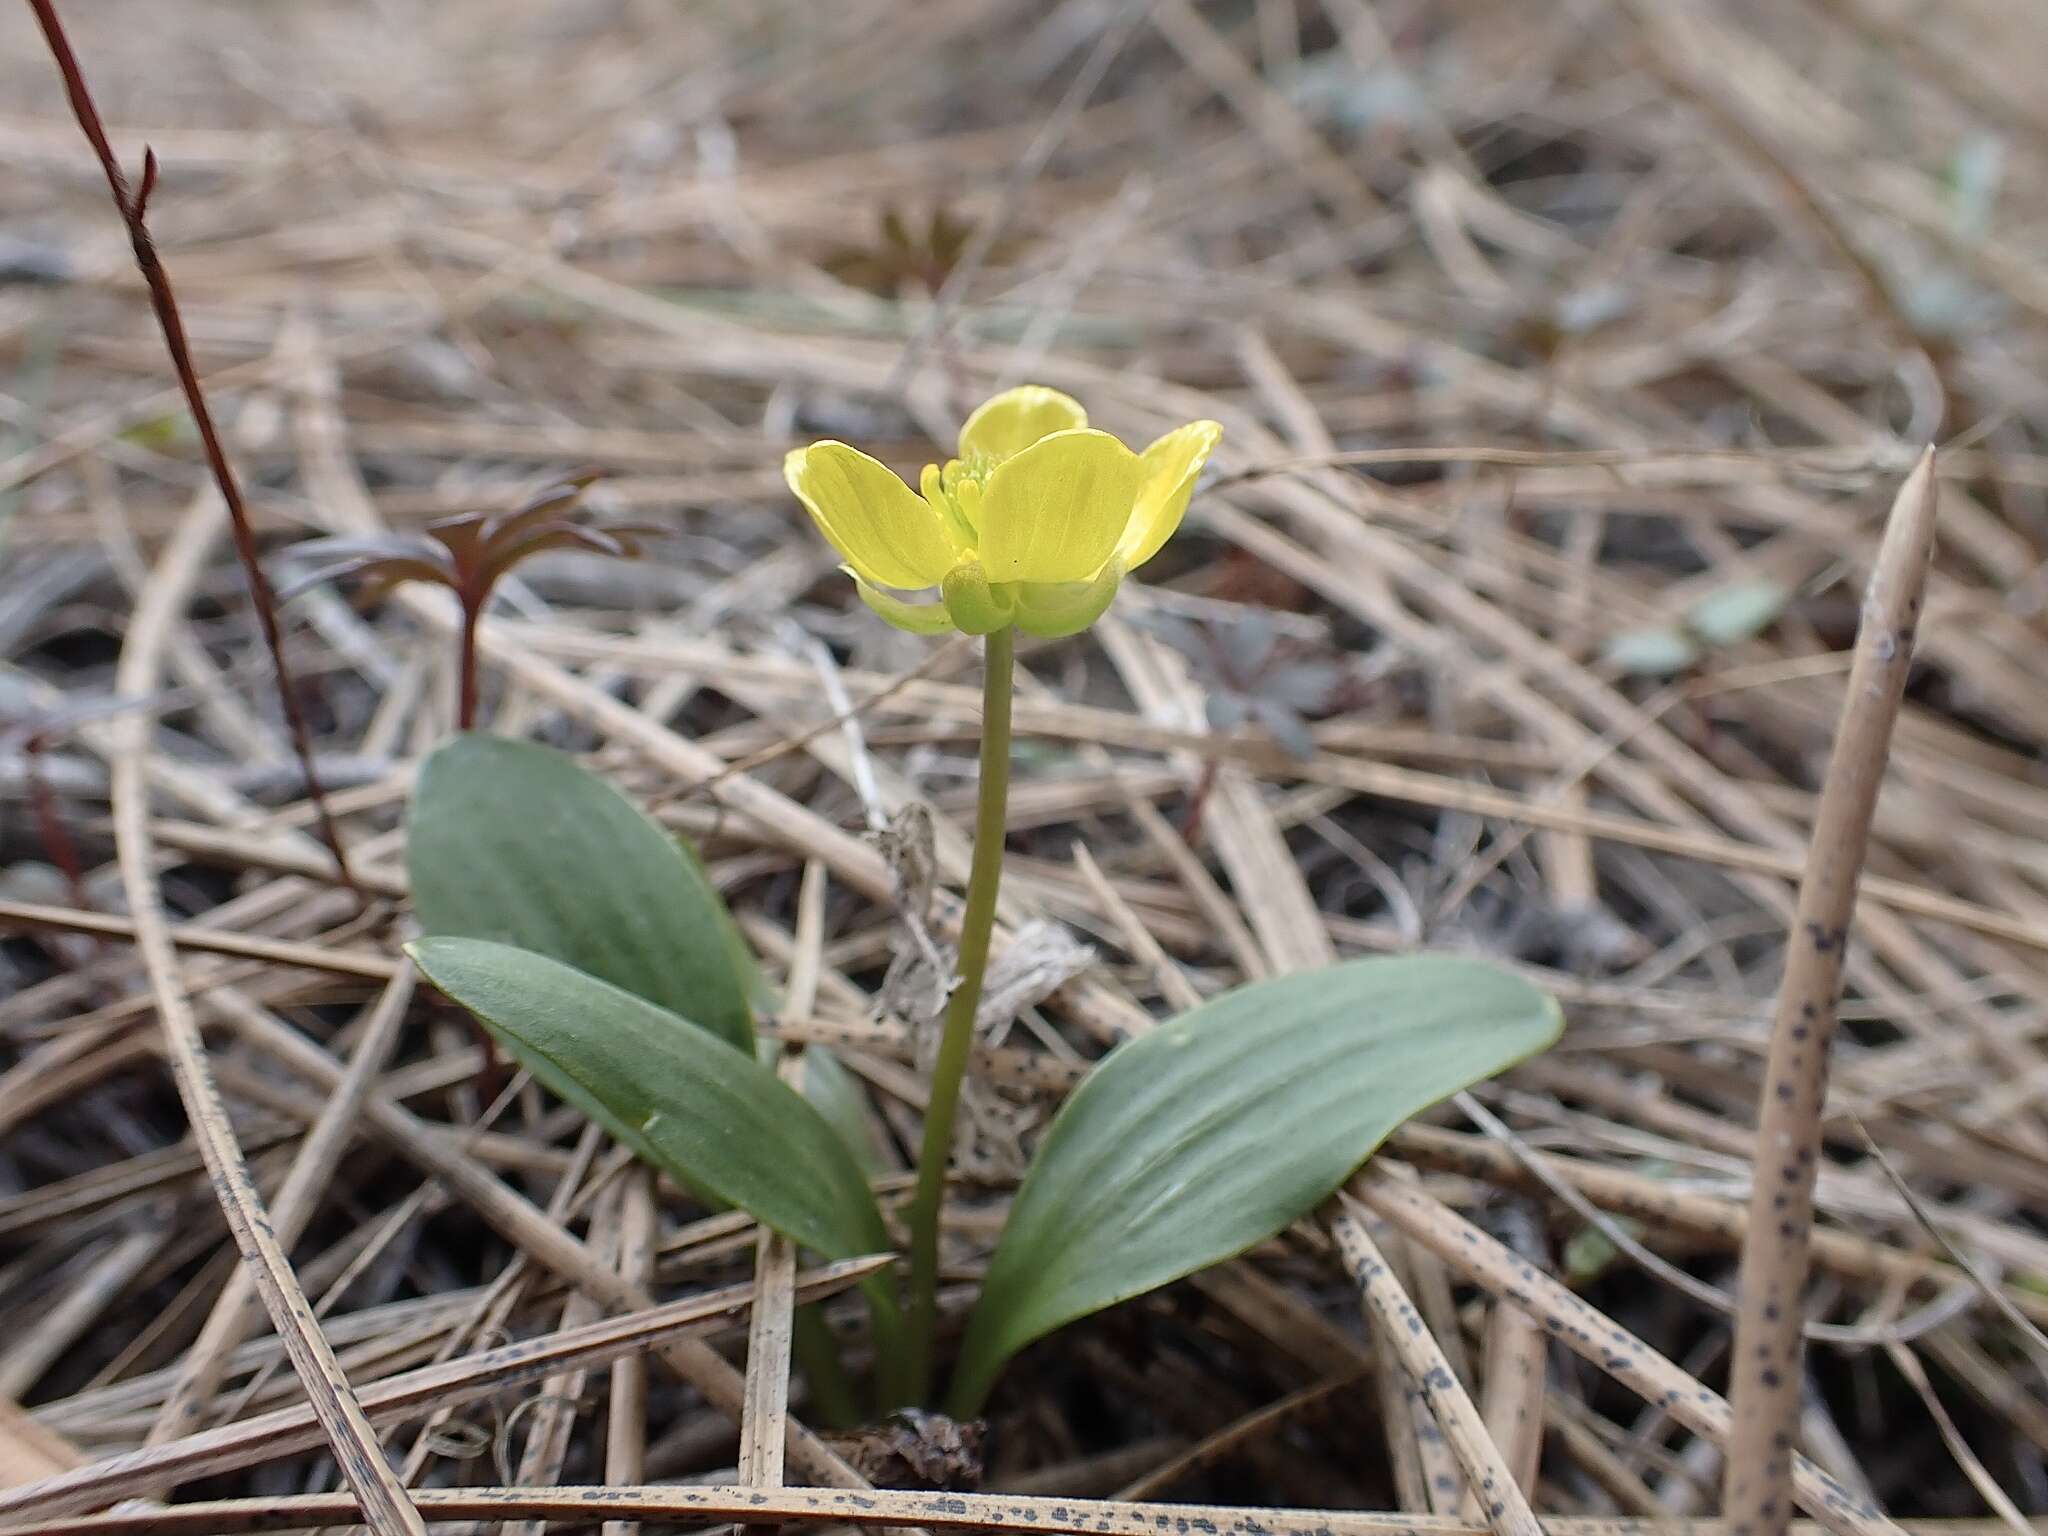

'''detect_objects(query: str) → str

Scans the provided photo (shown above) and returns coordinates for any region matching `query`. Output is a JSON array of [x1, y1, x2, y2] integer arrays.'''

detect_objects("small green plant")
[[1603, 578, 1792, 678], [280, 474, 650, 730], [406, 386, 1563, 1420], [823, 204, 983, 298], [287, 478, 652, 1098]]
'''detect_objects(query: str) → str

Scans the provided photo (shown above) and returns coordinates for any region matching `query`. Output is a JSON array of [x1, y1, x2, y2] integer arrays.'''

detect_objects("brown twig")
[[26, 0, 357, 897], [1722, 450, 1939, 1536]]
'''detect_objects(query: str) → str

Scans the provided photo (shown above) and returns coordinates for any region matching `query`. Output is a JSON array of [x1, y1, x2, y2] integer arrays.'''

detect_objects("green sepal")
[[1013, 559, 1125, 638], [940, 560, 1018, 635], [851, 569, 955, 634]]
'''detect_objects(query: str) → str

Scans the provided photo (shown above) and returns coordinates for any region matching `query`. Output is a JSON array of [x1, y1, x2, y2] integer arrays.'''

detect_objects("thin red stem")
[[457, 594, 482, 733], [28, 1, 358, 899], [451, 583, 498, 1104], [24, 733, 92, 917]]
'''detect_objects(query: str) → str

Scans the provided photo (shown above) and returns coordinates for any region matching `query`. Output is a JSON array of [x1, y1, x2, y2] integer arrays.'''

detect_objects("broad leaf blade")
[[798, 1045, 887, 1176], [949, 954, 1561, 1412], [408, 733, 754, 1051], [409, 937, 887, 1260]]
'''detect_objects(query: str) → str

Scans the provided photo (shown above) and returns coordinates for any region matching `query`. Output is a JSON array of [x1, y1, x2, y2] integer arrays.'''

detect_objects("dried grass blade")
[[1349, 1168, 1907, 1536], [0, 1257, 887, 1523], [212, 994, 876, 1490], [1328, 1199, 1539, 1536], [144, 963, 418, 1449], [603, 1169, 660, 1536], [103, 491, 423, 1536]]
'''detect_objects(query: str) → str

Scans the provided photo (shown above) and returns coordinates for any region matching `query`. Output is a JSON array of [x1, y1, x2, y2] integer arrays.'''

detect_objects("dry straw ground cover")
[[2, 0, 2048, 1532]]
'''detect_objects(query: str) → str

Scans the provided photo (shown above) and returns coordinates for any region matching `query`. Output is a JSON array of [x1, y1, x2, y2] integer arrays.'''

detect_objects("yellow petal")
[[1013, 559, 1125, 639], [851, 571, 957, 635], [977, 428, 1142, 584], [1116, 420, 1222, 570], [785, 442, 960, 589], [957, 386, 1088, 463]]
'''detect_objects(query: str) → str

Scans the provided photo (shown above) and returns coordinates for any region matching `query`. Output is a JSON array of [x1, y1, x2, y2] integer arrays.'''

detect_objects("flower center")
[[923, 453, 995, 548]]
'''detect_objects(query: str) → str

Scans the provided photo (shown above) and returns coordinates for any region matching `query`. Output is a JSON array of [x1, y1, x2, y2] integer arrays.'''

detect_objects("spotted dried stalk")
[[1722, 449, 1938, 1536]]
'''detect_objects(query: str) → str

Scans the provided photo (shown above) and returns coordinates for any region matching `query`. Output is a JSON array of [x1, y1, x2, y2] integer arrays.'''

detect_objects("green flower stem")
[[903, 624, 1014, 1404], [792, 1303, 861, 1429]]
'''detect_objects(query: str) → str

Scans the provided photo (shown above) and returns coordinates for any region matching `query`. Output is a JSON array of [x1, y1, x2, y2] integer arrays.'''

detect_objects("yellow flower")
[[784, 386, 1222, 638]]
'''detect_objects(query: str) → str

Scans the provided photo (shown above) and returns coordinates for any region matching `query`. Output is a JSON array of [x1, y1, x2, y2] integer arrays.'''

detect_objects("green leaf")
[[797, 1046, 887, 1176], [408, 937, 890, 1264], [1602, 626, 1699, 677], [948, 954, 1562, 1413], [1684, 579, 1789, 647], [676, 832, 772, 1021], [408, 734, 754, 1052]]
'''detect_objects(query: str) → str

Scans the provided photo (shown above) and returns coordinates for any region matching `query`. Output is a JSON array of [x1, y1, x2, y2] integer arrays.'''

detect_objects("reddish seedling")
[[279, 474, 651, 730]]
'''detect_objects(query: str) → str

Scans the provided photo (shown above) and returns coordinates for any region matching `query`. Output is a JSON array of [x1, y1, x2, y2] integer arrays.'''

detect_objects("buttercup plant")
[[407, 384, 1561, 1421], [790, 386, 1222, 1396]]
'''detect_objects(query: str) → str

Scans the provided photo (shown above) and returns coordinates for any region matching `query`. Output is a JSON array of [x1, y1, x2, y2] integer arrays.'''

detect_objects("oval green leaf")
[[409, 936, 888, 1263], [948, 954, 1562, 1413], [407, 733, 755, 1051]]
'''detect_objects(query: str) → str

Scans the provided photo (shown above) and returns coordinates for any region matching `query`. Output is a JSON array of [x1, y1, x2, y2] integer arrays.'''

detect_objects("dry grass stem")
[[1328, 1199, 1539, 1536], [1725, 452, 1940, 1536]]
